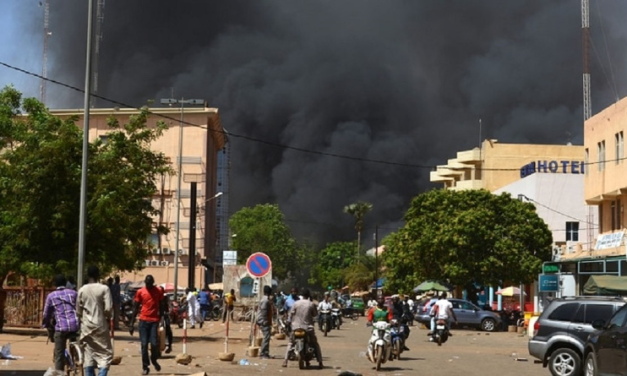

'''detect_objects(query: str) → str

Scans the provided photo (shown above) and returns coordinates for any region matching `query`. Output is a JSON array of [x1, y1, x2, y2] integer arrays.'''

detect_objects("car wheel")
[[480, 318, 497, 332], [549, 348, 581, 376], [584, 352, 598, 376]]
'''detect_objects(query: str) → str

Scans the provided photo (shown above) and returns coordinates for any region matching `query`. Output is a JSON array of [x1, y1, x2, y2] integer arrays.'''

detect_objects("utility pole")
[[40, 0, 51, 104]]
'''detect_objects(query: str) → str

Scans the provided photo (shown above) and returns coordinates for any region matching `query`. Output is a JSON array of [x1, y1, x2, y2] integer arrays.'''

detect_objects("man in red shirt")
[[130, 275, 163, 375]]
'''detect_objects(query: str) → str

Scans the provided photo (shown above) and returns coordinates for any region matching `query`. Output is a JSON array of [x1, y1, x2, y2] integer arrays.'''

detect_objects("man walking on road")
[[130, 275, 164, 375], [42, 274, 80, 374], [110, 276, 121, 330], [222, 289, 236, 323], [77, 266, 113, 376], [257, 285, 274, 359]]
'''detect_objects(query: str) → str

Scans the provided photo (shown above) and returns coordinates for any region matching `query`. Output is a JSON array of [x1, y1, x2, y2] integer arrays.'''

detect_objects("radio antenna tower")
[[582, 0, 591, 121], [91, 0, 105, 107], [40, 0, 51, 104]]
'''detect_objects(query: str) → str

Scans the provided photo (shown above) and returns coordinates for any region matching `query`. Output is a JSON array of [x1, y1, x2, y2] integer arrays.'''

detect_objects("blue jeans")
[[139, 320, 160, 370], [85, 366, 108, 376]]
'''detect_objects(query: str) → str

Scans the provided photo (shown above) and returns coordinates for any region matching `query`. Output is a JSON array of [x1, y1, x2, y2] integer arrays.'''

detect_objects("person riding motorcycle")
[[367, 297, 393, 324], [391, 296, 410, 350], [282, 288, 323, 369], [428, 292, 458, 336], [317, 294, 333, 331]]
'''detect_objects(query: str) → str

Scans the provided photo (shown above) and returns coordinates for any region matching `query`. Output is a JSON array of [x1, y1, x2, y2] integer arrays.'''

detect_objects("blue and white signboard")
[[539, 274, 559, 292], [595, 231, 624, 250]]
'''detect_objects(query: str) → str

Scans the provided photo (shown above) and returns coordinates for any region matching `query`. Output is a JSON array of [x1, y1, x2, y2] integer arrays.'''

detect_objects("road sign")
[[246, 252, 272, 278], [223, 250, 237, 266]]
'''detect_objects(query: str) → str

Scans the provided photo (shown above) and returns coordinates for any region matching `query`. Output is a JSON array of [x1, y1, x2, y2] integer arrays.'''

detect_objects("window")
[[548, 303, 579, 321], [239, 277, 255, 298], [598, 141, 606, 171], [609, 305, 627, 329], [585, 304, 615, 324], [599, 204, 604, 233], [566, 222, 579, 241], [616, 131, 624, 164], [612, 201, 617, 231], [585, 148, 589, 176]]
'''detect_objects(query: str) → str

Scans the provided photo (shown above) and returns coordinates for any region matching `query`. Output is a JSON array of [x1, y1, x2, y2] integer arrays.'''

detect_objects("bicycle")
[[235, 305, 255, 322], [65, 337, 84, 376]]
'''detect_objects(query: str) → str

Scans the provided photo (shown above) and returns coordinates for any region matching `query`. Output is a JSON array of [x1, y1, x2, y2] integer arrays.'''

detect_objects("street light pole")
[[160, 97, 204, 300]]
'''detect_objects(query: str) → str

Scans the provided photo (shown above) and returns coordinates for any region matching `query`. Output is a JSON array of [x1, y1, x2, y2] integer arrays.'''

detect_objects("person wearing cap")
[[130, 275, 164, 375], [257, 285, 274, 359], [77, 266, 113, 376]]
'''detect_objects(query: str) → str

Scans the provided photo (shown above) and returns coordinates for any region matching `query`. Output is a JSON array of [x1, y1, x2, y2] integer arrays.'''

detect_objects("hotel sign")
[[595, 232, 625, 250], [520, 160, 585, 178]]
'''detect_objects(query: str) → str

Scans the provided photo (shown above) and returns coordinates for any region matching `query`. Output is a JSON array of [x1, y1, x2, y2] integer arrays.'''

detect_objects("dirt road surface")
[[0, 318, 548, 376]]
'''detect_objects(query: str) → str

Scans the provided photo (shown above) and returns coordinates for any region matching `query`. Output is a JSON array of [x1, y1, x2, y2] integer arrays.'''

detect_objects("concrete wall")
[[222, 265, 273, 307], [494, 173, 598, 249]]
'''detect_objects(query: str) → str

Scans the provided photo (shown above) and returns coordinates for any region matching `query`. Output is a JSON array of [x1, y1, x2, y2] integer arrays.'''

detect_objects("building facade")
[[577, 96, 627, 283], [430, 139, 585, 192], [51, 107, 227, 287]]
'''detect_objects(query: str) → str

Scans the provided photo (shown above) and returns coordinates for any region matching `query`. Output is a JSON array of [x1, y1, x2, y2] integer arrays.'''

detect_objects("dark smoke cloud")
[[4, 0, 627, 247]]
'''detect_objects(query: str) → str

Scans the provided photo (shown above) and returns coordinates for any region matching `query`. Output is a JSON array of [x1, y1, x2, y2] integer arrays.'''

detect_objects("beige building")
[[577, 96, 627, 274], [51, 107, 226, 288], [430, 139, 584, 192]]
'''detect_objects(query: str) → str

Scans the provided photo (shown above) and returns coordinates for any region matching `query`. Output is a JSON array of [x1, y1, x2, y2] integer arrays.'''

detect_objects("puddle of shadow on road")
[[0, 371, 47, 376]]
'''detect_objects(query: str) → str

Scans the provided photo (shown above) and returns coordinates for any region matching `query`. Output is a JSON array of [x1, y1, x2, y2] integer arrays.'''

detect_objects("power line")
[[0, 60, 619, 172]]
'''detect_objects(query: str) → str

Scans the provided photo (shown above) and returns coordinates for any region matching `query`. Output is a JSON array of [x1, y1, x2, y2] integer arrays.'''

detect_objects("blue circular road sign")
[[246, 252, 272, 278]]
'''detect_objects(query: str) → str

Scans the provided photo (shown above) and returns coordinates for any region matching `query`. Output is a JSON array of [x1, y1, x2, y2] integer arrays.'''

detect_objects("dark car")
[[415, 298, 501, 332], [528, 296, 625, 376], [583, 303, 627, 375]]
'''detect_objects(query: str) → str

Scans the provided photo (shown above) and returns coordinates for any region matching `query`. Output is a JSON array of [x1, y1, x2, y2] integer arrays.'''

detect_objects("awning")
[[583, 275, 627, 295]]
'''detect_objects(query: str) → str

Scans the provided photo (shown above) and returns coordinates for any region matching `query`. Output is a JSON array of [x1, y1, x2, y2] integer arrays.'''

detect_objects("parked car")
[[528, 296, 626, 376], [583, 302, 627, 375], [414, 298, 502, 332]]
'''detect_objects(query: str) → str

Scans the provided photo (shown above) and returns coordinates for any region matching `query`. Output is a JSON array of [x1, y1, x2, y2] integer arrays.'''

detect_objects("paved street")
[[0, 318, 546, 376]]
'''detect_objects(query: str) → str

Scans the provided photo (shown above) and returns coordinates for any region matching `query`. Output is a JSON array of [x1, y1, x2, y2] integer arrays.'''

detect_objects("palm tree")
[[343, 201, 373, 261]]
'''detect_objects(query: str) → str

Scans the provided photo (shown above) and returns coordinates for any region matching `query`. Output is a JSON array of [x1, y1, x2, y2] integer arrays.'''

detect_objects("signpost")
[[245, 252, 272, 348]]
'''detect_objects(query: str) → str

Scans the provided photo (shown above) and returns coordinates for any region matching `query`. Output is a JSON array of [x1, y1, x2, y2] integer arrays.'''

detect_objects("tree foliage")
[[0, 86, 172, 283], [228, 203, 303, 280], [382, 189, 553, 293], [343, 201, 373, 259], [309, 241, 356, 289]]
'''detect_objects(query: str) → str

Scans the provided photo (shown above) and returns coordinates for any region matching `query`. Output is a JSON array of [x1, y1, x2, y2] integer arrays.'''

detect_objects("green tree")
[[343, 201, 373, 261], [309, 241, 356, 289], [382, 189, 552, 293], [228, 203, 303, 280], [343, 254, 378, 291], [0, 87, 172, 283]]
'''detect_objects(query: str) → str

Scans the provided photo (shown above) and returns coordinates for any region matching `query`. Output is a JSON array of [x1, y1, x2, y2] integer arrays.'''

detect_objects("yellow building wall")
[[432, 140, 585, 192]]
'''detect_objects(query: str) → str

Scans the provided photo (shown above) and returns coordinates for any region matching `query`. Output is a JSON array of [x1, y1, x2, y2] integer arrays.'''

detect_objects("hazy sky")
[[1, 1, 626, 247]]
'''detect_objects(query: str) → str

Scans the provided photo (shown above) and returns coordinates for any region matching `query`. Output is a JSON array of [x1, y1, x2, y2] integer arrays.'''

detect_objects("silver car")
[[415, 298, 501, 332]]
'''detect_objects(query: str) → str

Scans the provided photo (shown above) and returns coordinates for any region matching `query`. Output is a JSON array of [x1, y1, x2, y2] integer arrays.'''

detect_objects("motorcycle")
[[342, 306, 359, 320], [319, 310, 332, 337], [120, 293, 135, 328], [432, 318, 450, 346], [390, 320, 406, 360], [278, 308, 290, 336], [290, 327, 317, 369], [170, 300, 189, 328], [331, 308, 342, 329], [367, 321, 392, 371]]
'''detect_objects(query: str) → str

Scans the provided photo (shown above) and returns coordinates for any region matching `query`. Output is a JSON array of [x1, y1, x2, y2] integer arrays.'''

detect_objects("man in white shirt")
[[429, 292, 457, 335], [317, 294, 333, 331]]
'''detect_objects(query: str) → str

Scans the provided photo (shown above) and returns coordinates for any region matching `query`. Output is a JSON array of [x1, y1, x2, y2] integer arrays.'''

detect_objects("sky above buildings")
[[1, 1, 626, 246]]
